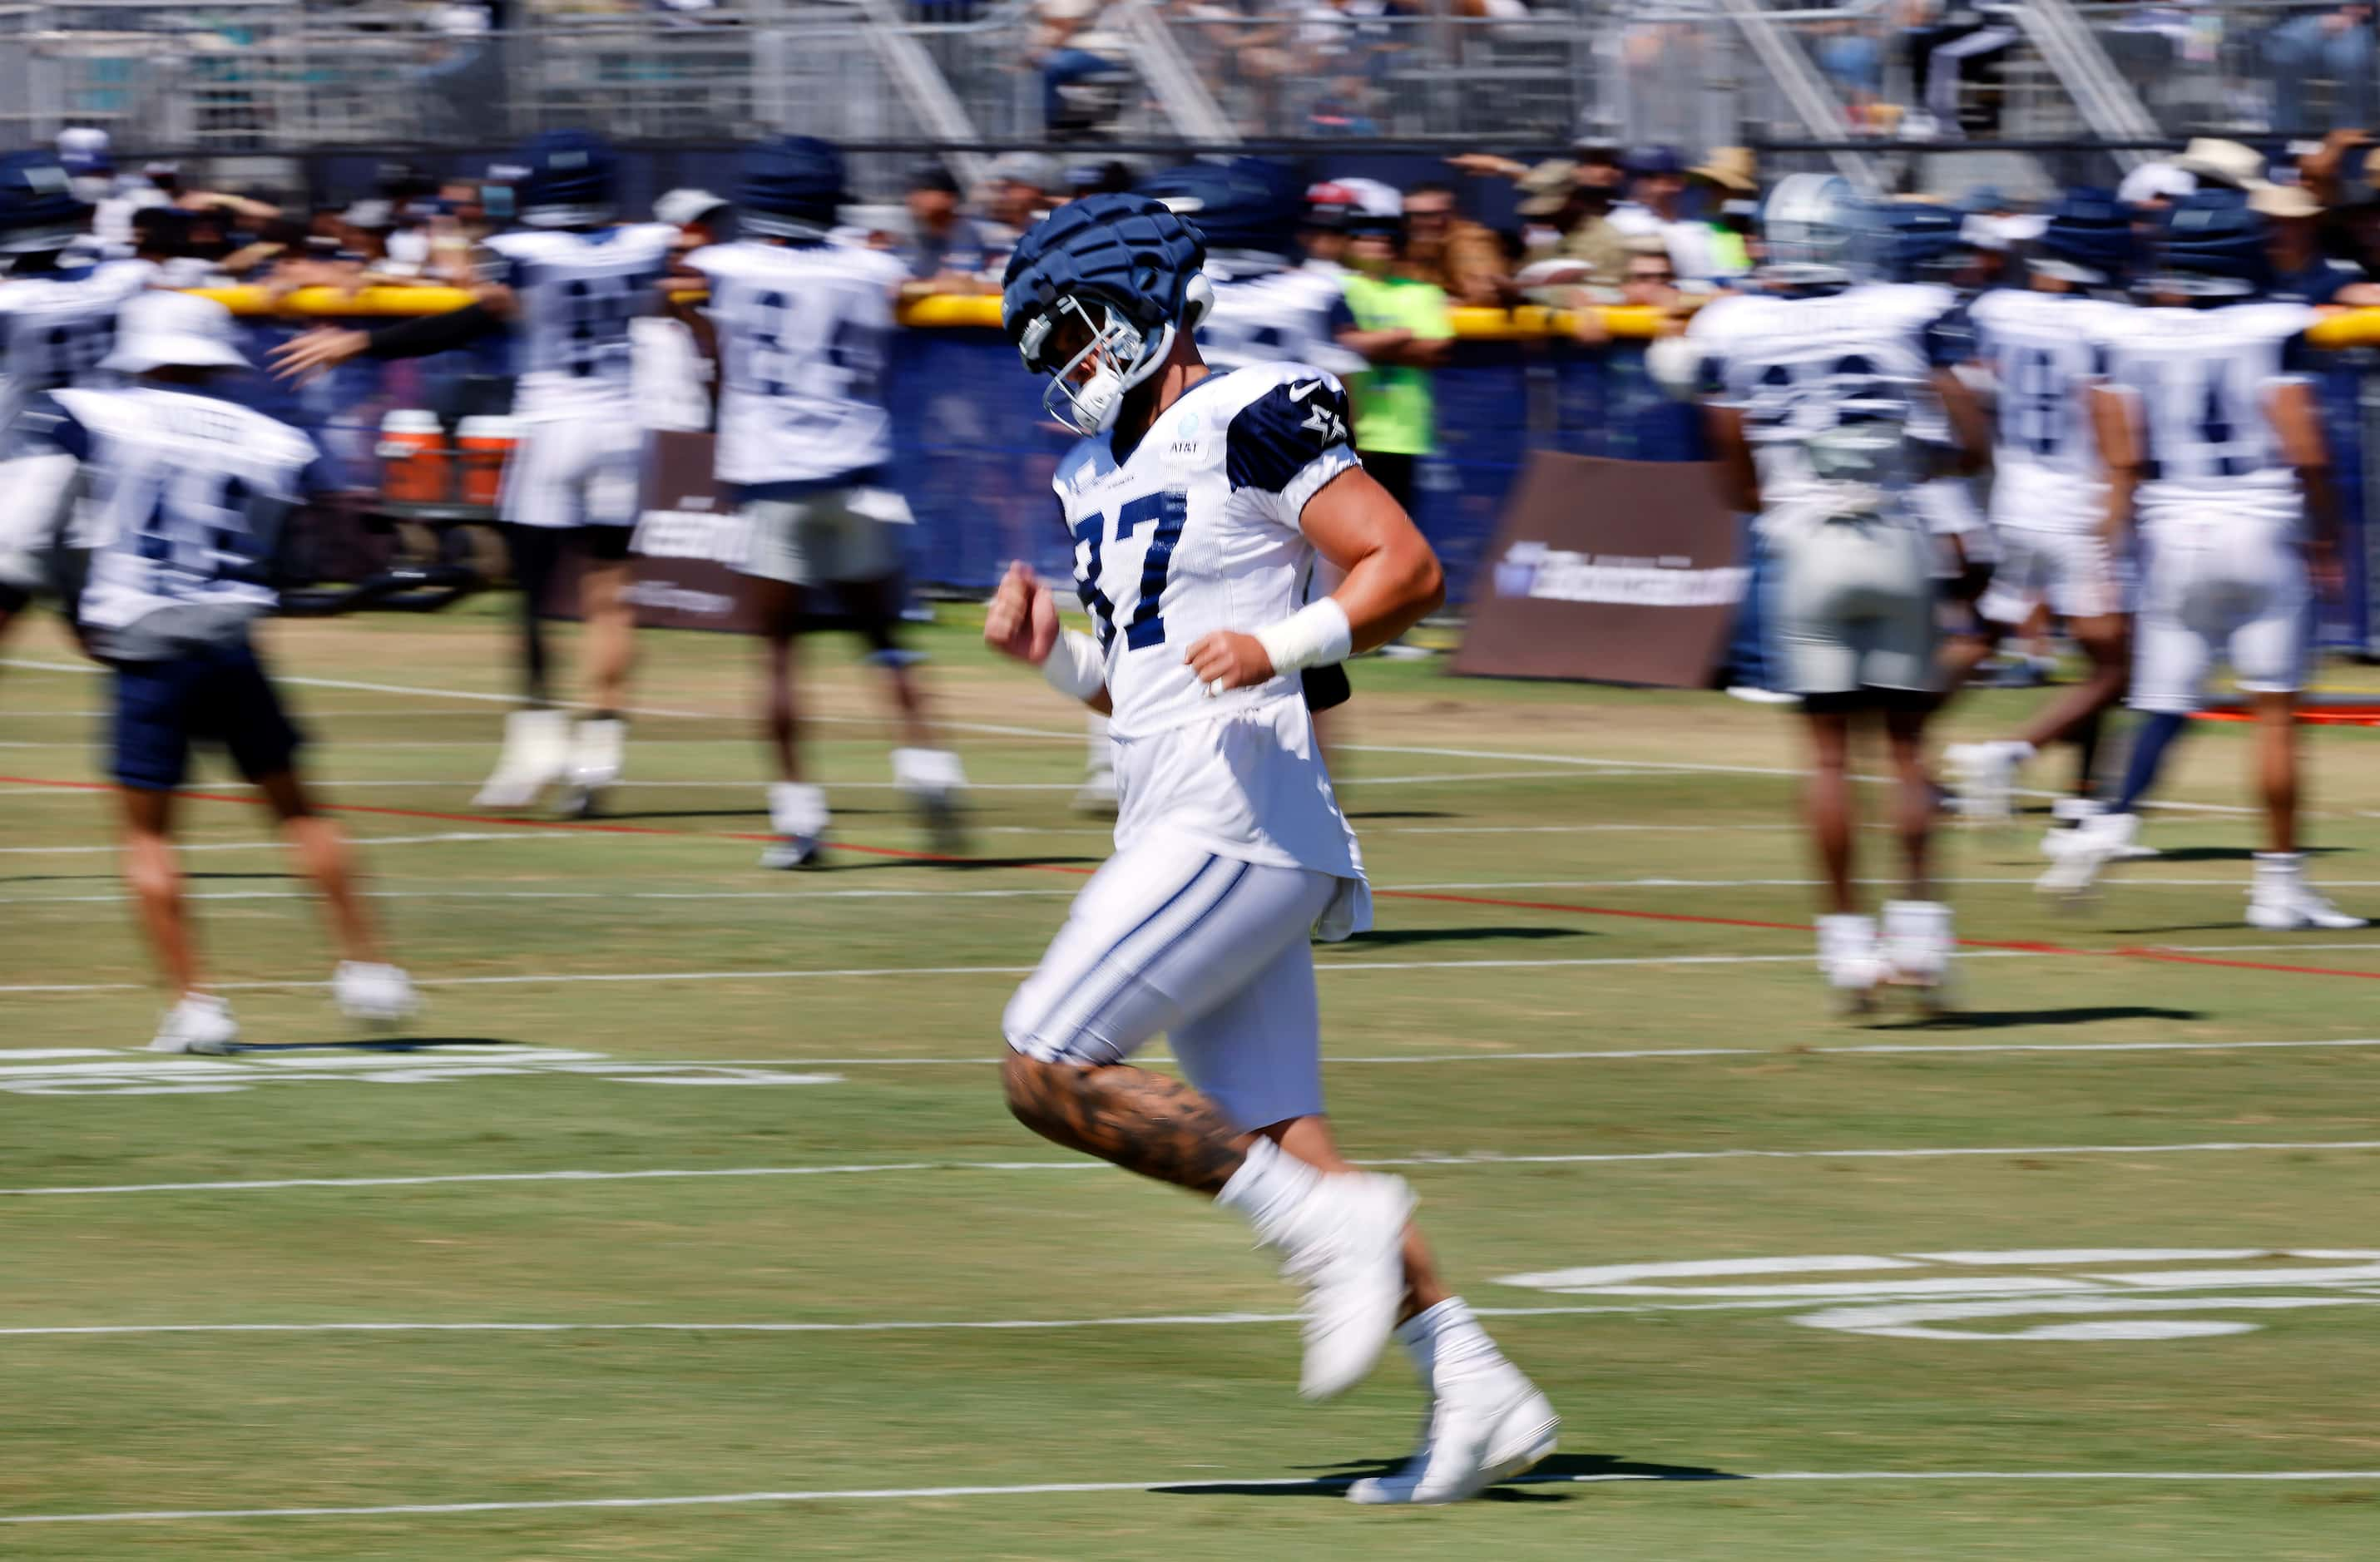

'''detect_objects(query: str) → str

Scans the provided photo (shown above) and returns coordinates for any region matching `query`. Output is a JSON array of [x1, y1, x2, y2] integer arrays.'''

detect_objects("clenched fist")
[[1183, 630, 1275, 696], [984, 561, 1061, 667]]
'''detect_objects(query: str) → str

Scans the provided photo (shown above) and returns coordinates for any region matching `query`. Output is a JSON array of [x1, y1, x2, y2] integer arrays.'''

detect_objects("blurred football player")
[[984, 194, 1556, 1503], [2039, 195, 2363, 928], [1943, 190, 2142, 824], [272, 131, 675, 817], [680, 138, 967, 867], [1685, 176, 1976, 1007], [20, 292, 416, 1052], [0, 149, 154, 655]]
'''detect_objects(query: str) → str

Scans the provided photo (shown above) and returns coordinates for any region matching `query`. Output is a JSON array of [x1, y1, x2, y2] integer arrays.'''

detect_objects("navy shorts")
[[112, 641, 304, 792]]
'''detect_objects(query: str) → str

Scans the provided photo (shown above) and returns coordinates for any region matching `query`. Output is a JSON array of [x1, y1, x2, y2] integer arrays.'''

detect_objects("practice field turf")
[[4, 604, 2379, 1559]]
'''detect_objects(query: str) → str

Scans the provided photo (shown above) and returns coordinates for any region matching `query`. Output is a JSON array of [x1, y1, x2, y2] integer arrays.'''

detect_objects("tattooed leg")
[[1002, 1050, 1248, 1196]]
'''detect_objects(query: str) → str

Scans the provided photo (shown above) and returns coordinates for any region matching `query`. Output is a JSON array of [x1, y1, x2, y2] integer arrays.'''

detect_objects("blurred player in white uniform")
[[1943, 190, 2142, 823], [680, 137, 967, 866], [274, 132, 675, 816], [0, 149, 154, 653], [985, 193, 1556, 1504], [20, 293, 415, 1052], [1685, 176, 1972, 1006], [2041, 194, 2363, 929]]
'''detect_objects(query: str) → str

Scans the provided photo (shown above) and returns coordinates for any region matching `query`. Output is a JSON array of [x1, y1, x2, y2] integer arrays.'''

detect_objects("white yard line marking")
[[12, 942, 2380, 998], [9, 1469, 2380, 1525], [6, 1137, 2376, 1199]]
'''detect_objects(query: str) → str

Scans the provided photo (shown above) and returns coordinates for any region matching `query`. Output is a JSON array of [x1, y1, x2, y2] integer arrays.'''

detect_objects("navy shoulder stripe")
[[1226, 376, 1353, 495]]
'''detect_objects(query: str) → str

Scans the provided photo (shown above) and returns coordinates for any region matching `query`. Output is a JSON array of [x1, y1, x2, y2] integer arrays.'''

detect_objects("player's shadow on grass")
[[1160, 1452, 1739, 1500], [2130, 845, 2345, 863], [1865, 1004, 2204, 1031], [1338, 926, 1591, 948], [220, 1037, 519, 1054], [1344, 810, 1455, 821]]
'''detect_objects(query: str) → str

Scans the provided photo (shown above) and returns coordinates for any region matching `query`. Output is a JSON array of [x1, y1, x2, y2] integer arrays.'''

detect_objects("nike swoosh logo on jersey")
[[1289, 379, 1326, 401]]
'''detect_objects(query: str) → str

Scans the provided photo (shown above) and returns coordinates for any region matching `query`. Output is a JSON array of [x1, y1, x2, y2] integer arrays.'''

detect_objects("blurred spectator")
[[1569, 236, 1689, 347], [899, 161, 991, 294], [1300, 181, 1355, 274], [1448, 140, 1630, 290], [1033, 0, 1133, 139], [1064, 160, 1138, 200], [1400, 181, 1509, 307], [1906, 0, 2018, 139], [130, 206, 221, 289], [1685, 147, 1759, 280], [2172, 136, 2269, 191], [979, 152, 1061, 274], [1332, 195, 1453, 517], [1813, 3, 1888, 128], [1611, 145, 1737, 290], [2264, 5, 2375, 138], [2254, 181, 2380, 305]]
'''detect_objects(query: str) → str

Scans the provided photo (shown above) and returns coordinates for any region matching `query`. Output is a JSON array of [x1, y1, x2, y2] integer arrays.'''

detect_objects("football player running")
[[1943, 190, 2143, 826], [1685, 179, 1977, 1008], [19, 292, 416, 1051], [272, 132, 674, 818], [982, 193, 1557, 1504], [0, 149, 154, 656], [2039, 193, 2363, 929], [679, 137, 967, 867]]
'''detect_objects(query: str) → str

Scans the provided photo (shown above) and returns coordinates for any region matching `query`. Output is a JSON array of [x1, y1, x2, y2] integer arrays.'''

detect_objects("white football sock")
[[1395, 1296, 1500, 1390], [769, 782, 829, 838], [1215, 1136, 1323, 1240], [892, 746, 967, 798]]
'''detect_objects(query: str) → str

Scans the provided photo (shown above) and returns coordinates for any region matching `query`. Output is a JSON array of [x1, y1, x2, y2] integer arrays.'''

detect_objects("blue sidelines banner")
[[226, 317, 2372, 649]]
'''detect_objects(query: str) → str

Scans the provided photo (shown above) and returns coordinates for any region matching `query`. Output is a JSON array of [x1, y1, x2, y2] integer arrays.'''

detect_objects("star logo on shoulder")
[[1301, 401, 1345, 445]]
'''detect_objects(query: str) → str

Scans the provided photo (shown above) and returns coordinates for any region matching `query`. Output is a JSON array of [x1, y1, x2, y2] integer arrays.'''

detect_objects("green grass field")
[[4, 602, 2380, 1559]]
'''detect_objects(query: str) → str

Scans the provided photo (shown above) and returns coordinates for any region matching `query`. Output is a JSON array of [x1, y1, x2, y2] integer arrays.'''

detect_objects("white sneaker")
[[1724, 685, 1801, 706], [334, 961, 418, 1025], [559, 715, 626, 818], [762, 782, 828, 871], [2247, 856, 2368, 931], [1074, 767, 1119, 818], [151, 995, 238, 1055], [2037, 810, 2139, 899], [1880, 899, 1954, 1002], [1347, 1368, 1559, 1505], [1818, 913, 1883, 1013], [1946, 740, 2027, 823], [1275, 1173, 1415, 1401], [474, 709, 570, 809]]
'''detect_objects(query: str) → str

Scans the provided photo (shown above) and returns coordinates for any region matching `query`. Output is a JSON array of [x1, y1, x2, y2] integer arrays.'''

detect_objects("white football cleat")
[[1945, 740, 2026, 823], [2247, 855, 2368, 931], [1275, 1172, 1415, 1401], [558, 715, 626, 818], [893, 747, 971, 856], [334, 961, 419, 1025], [474, 708, 571, 810], [1880, 899, 1954, 1001], [1818, 912, 1883, 1013], [150, 995, 238, 1055], [763, 782, 829, 871], [1347, 1369, 1559, 1506], [2036, 810, 2139, 900]]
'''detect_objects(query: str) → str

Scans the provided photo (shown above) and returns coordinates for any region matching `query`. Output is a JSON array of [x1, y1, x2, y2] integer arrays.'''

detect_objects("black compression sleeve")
[[364, 303, 502, 361]]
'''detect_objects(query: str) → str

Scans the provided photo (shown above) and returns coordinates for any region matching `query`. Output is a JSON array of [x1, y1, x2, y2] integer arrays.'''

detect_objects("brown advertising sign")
[[1452, 452, 1745, 687]]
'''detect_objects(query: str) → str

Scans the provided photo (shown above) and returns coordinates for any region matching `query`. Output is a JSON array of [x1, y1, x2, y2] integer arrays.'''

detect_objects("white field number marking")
[[1497, 1248, 2380, 1341], [0, 1046, 839, 1096]]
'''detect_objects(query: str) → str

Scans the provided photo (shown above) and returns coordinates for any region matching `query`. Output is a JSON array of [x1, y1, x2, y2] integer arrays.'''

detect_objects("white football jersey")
[[1051, 361, 1364, 888], [1687, 281, 1955, 520], [484, 224, 677, 423], [685, 240, 906, 487], [1197, 264, 1367, 379], [2091, 300, 2317, 531], [42, 385, 321, 639], [0, 260, 151, 445], [1970, 287, 2131, 534]]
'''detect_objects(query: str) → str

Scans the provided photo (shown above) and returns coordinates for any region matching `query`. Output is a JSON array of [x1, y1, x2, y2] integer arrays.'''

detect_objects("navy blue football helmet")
[[513, 130, 616, 230], [2032, 187, 2134, 286], [2148, 189, 2267, 298], [1861, 200, 1967, 284], [1136, 157, 1304, 264], [0, 151, 87, 256], [736, 136, 846, 242], [1002, 191, 1211, 435]]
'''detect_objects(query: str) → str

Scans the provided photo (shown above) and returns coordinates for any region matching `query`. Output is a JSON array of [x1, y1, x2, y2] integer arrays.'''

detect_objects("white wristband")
[[1253, 596, 1353, 676], [1041, 628, 1106, 700]]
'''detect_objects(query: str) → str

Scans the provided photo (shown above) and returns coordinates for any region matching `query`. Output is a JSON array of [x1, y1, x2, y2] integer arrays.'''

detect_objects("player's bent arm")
[[984, 561, 1113, 714], [2089, 383, 2141, 545], [1299, 466, 1447, 650]]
